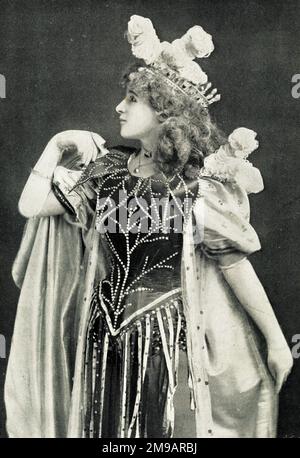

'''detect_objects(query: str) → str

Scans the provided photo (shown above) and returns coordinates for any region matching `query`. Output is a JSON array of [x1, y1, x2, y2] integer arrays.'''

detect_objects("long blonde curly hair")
[[122, 61, 227, 178]]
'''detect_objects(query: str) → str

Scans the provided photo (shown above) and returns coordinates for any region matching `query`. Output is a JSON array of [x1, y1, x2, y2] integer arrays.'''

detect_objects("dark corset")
[[92, 150, 200, 334]]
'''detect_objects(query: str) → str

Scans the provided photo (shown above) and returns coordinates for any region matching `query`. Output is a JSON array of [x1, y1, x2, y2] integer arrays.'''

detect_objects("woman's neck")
[[139, 129, 159, 157], [128, 148, 157, 178], [140, 145, 153, 158]]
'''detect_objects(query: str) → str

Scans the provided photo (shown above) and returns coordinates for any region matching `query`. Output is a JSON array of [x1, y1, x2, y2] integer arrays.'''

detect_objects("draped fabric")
[[181, 215, 278, 438], [5, 216, 84, 437], [5, 144, 278, 438]]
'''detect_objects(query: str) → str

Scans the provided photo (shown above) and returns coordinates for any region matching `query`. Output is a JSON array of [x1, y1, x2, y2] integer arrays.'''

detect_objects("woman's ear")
[[156, 111, 168, 122]]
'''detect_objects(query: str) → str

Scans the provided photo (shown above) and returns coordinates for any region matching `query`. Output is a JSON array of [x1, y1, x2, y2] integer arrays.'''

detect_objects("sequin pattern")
[[92, 150, 201, 334], [82, 149, 201, 438]]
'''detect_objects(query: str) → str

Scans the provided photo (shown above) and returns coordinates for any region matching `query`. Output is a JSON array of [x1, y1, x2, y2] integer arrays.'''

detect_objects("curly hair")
[[121, 61, 227, 178]]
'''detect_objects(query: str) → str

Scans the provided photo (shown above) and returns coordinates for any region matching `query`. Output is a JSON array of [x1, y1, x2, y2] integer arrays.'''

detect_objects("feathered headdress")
[[126, 15, 220, 108]]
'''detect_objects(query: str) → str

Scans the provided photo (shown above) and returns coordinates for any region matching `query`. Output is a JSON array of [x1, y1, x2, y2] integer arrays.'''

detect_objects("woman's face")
[[115, 89, 160, 141]]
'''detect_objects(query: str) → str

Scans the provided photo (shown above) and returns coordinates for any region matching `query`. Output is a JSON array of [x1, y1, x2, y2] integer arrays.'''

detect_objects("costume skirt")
[[81, 286, 276, 438]]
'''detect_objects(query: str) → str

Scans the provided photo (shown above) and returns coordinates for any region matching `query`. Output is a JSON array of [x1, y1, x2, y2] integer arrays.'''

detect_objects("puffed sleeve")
[[193, 177, 261, 259]]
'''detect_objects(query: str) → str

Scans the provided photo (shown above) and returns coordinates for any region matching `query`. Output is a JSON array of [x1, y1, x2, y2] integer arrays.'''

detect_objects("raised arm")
[[18, 131, 102, 218], [18, 134, 65, 217]]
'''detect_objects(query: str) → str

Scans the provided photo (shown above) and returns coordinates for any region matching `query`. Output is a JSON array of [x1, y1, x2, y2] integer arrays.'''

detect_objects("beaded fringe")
[[83, 297, 186, 438]]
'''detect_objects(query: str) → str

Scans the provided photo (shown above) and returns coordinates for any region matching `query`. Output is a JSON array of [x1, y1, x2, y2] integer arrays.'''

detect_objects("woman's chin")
[[119, 128, 135, 140]]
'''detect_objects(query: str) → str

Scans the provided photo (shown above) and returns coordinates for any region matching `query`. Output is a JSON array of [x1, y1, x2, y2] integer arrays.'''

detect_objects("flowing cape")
[[5, 138, 278, 438]]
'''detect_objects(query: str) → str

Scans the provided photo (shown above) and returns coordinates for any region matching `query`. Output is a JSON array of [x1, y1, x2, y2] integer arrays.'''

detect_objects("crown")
[[138, 64, 220, 108], [127, 15, 221, 108]]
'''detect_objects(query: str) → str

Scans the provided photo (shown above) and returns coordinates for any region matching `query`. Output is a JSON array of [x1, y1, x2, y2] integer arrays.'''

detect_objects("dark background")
[[0, 0, 300, 438]]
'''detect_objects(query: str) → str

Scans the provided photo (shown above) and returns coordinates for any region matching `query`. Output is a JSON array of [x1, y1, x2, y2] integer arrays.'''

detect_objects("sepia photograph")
[[0, 0, 300, 440]]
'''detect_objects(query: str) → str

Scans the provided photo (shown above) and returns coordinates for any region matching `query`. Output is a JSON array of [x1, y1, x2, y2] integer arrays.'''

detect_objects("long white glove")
[[18, 130, 105, 218]]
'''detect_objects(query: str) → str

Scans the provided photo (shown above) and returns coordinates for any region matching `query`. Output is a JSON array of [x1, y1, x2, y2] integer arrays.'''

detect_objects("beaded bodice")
[[87, 149, 201, 334]]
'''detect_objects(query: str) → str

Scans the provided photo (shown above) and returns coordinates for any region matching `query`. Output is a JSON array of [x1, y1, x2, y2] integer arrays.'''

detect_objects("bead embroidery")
[[79, 149, 203, 438], [90, 149, 201, 333]]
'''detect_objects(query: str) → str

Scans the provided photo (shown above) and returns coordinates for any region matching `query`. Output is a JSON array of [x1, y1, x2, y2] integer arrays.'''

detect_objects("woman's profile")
[[5, 15, 293, 438]]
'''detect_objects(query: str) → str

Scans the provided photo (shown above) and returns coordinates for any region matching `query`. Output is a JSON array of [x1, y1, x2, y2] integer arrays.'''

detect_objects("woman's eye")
[[127, 94, 137, 103]]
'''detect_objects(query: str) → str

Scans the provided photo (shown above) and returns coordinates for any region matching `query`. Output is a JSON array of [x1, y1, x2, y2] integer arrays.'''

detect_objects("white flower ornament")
[[202, 128, 264, 194], [127, 15, 162, 65], [178, 25, 214, 59], [228, 127, 259, 159], [126, 16, 221, 107], [178, 60, 208, 85], [126, 15, 216, 90]]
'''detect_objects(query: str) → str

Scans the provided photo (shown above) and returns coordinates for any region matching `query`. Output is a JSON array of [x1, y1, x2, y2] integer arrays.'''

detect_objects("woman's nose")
[[115, 99, 125, 114]]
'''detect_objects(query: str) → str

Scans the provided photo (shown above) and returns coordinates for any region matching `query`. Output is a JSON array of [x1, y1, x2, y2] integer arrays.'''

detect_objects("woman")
[[5, 16, 293, 438]]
